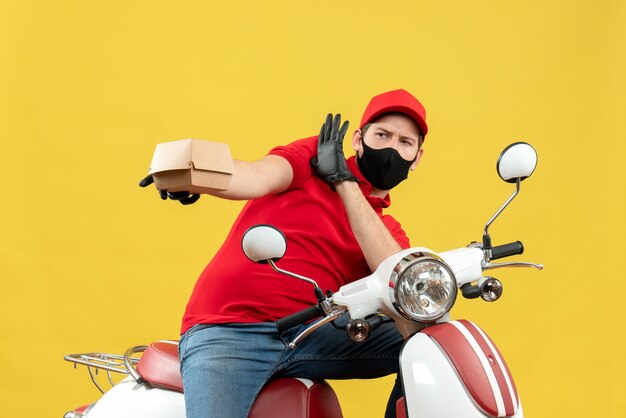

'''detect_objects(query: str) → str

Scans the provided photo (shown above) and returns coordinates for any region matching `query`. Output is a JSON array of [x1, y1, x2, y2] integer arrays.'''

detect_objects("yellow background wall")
[[1, 1, 624, 416]]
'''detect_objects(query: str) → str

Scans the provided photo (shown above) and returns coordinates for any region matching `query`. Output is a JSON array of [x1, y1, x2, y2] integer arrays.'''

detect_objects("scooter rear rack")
[[64, 351, 142, 393]]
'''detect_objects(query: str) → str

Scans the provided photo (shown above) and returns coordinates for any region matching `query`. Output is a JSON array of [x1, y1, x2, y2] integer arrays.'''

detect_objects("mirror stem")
[[483, 178, 521, 251], [267, 259, 325, 302]]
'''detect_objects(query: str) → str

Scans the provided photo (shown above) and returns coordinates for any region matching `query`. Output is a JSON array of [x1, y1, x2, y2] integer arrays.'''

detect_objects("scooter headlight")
[[389, 252, 458, 322]]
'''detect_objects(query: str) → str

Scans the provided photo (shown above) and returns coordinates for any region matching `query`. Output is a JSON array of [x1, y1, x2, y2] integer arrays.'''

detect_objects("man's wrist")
[[334, 180, 360, 193]]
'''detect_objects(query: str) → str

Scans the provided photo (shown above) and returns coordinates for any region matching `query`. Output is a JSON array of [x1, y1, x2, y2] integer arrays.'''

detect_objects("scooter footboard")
[[400, 320, 522, 418]]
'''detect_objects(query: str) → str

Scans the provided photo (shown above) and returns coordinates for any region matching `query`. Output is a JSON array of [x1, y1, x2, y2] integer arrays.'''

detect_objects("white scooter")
[[64, 142, 542, 418]]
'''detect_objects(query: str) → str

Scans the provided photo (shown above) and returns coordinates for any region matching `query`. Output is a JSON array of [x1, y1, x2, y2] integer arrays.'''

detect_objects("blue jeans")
[[178, 316, 404, 418]]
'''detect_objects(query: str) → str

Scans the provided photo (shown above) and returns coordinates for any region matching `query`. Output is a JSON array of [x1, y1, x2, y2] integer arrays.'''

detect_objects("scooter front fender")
[[84, 377, 185, 418], [400, 320, 522, 418]]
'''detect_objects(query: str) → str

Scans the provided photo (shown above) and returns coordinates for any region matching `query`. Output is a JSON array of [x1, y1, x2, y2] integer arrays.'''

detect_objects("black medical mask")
[[356, 139, 416, 190]]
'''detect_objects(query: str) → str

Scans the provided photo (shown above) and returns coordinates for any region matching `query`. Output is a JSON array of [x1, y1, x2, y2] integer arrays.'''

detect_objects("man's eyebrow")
[[375, 126, 418, 142]]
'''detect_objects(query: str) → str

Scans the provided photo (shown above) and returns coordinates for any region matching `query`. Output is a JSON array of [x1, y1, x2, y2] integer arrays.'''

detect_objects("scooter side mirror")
[[483, 142, 538, 251], [241, 224, 287, 264], [496, 142, 538, 183]]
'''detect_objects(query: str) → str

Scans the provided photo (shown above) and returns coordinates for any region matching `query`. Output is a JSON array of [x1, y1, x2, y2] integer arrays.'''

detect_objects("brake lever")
[[287, 309, 345, 349], [484, 261, 544, 270]]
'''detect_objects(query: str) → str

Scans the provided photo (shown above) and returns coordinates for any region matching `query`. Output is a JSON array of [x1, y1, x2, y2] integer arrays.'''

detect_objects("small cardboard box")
[[148, 139, 235, 193]]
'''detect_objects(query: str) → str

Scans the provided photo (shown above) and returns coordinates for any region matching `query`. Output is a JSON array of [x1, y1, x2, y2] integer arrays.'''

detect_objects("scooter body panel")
[[84, 377, 185, 418], [400, 321, 523, 418]]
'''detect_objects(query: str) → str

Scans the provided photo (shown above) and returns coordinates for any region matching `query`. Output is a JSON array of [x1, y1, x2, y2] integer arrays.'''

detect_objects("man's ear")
[[352, 129, 363, 154], [410, 148, 425, 171]]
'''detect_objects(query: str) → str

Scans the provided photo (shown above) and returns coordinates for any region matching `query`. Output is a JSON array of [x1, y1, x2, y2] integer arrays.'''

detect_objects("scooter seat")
[[137, 341, 343, 418], [136, 340, 183, 392], [250, 378, 343, 418]]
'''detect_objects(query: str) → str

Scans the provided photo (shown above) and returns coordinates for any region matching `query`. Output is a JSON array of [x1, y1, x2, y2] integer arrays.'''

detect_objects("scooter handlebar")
[[276, 305, 324, 332], [491, 241, 524, 260]]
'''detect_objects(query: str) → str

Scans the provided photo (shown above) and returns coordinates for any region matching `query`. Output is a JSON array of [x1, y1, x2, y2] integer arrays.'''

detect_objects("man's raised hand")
[[310, 113, 358, 186]]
